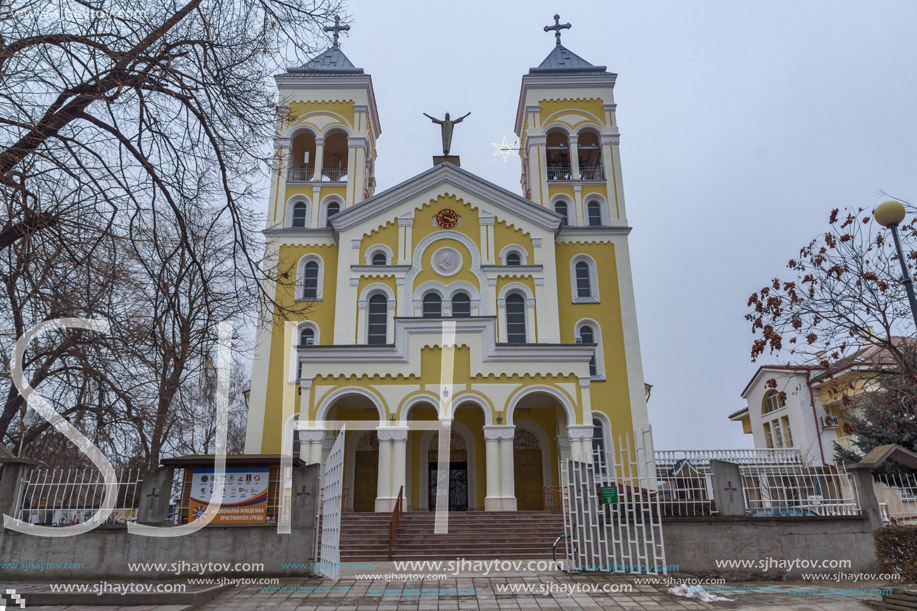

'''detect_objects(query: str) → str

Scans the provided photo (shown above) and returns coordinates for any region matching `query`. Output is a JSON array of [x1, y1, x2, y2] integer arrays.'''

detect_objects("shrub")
[[874, 526, 917, 582]]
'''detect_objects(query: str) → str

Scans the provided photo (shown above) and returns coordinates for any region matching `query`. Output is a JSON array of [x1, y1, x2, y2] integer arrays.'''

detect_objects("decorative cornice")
[[329, 164, 562, 233], [527, 135, 547, 147], [481, 264, 542, 275], [603, 104, 617, 112], [600, 134, 620, 145], [348, 137, 366, 149], [376, 427, 408, 442], [483, 425, 515, 441], [274, 137, 291, 150], [298, 430, 324, 443], [567, 425, 593, 440], [556, 435, 571, 450], [397, 215, 414, 227], [478, 213, 496, 226], [579, 377, 591, 388]]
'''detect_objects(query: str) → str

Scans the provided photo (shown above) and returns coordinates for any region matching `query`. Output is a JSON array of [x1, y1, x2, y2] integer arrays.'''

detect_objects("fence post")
[[848, 465, 883, 530], [292, 463, 320, 530], [709, 460, 744, 516], [137, 466, 174, 525], [0, 458, 39, 534]]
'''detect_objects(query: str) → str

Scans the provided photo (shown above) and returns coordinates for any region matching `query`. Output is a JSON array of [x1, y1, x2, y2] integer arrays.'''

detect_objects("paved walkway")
[[9, 563, 899, 610]]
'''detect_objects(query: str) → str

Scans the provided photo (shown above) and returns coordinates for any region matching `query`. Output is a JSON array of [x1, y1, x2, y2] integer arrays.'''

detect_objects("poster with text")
[[187, 467, 270, 524]]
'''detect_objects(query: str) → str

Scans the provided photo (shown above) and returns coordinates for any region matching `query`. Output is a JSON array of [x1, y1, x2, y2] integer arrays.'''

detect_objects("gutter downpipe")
[[806, 370, 827, 466]]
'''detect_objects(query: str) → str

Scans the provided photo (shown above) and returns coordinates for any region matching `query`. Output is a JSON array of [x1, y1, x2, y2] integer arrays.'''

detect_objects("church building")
[[244, 16, 650, 513]]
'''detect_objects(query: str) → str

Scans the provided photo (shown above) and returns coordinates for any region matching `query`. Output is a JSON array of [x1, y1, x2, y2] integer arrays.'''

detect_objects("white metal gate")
[[319, 426, 345, 580], [561, 427, 666, 574]]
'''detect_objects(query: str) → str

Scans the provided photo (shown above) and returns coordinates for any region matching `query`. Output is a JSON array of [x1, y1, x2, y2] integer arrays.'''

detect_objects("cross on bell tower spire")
[[543, 14, 571, 47], [324, 15, 350, 47]]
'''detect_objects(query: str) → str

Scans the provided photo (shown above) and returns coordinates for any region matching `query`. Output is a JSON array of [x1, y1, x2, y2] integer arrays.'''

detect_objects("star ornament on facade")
[[491, 136, 520, 162]]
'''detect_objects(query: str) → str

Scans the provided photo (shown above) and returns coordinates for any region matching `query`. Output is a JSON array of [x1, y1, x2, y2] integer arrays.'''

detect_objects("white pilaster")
[[568, 133, 581, 181], [484, 425, 516, 511], [375, 433, 393, 512]]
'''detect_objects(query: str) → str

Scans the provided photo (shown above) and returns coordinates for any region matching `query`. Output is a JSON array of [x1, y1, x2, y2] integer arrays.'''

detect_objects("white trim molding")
[[570, 254, 600, 303]]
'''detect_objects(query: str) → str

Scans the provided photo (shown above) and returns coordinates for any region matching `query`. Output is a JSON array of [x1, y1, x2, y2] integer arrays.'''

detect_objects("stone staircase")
[[867, 588, 917, 611], [333, 511, 565, 560]]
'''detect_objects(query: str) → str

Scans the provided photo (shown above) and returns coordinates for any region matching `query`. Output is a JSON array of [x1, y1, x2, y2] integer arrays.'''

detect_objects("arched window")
[[762, 390, 783, 415], [292, 202, 308, 228], [367, 294, 388, 345], [505, 252, 522, 266], [505, 294, 527, 344], [575, 261, 592, 298], [302, 262, 319, 299], [322, 132, 349, 181], [299, 327, 315, 346], [422, 293, 442, 318], [325, 202, 340, 227], [451, 292, 471, 318], [372, 252, 387, 266], [578, 324, 598, 377], [587, 201, 602, 226], [555, 202, 569, 226]]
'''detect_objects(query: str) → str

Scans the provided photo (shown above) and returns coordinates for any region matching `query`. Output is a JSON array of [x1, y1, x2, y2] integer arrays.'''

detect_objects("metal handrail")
[[387, 485, 403, 561], [547, 166, 571, 181], [579, 165, 604, 180]]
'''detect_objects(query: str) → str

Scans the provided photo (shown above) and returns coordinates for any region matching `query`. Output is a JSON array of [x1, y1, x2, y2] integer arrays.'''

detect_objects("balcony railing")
[[321, 167, 347, 182], [547, 166, 572, 181], [579, 165, 605, 181], [287, 166, 313, 182], [286, 167, 349, 183]]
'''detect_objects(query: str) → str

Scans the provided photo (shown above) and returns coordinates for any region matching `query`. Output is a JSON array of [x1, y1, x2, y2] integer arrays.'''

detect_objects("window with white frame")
[[325, 201, 341, 227], [372, 252, 387, 266], [451, 292, 471, 317], [297, 254, 324, 301], [570, 255, 599, 303], [292, 202, 308, 228], [367, 294, 388, 345], [505, 293, 527, 343], [586, 200, 603, 226], [500, 245, 528, 266], [554, 201, 570, 226], [299, 326, 315, 346], [578, 325, 598, 377], [422, 292, 442, 318], [762, 390, 783, 414]]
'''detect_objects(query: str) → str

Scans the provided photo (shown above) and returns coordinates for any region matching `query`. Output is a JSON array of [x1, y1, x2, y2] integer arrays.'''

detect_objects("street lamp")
[[874, 199, 917, 329]]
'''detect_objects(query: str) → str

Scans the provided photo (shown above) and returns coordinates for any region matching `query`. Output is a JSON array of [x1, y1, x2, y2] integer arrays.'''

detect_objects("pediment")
[[329, 163, 562, 236]]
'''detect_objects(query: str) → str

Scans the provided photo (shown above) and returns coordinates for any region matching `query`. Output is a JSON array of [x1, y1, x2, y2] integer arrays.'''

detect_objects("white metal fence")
[[874, 471, 917, 525], [319, 427, 345, 580], [654, 449, 860, 517], [561, 428, 667, 574], [13, 467, 143, 526]]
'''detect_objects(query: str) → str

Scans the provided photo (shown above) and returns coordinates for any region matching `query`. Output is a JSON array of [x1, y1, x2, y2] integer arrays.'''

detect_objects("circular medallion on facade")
[[432, 247, 463, 277], [435, 209, 459, 228]]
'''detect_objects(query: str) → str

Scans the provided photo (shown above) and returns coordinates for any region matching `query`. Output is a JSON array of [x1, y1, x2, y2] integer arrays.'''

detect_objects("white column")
[[375, 433, 393, 512], [298, 430, 324, 464], [347, 137, 366, 207], [568, 134, 580, 182], [269, 137, 291, 227], [398, 216, 413, 264], [567, 425, 593, 463], [499, 428, 517, 511], [525, 298, 536, 343], [312, 137, 325, 182], [390, 428, 408, 502], [573, 184, 584, 227], [479, 213, 495, 264], [482, 426, 504, 511]]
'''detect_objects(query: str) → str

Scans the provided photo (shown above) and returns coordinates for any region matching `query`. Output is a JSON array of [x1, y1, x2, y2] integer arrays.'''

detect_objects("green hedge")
[[874, 526, 917, 582]]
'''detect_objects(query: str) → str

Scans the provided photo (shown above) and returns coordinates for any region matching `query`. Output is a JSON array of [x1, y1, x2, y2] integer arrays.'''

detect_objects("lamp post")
[[874, 199, 917, 329]]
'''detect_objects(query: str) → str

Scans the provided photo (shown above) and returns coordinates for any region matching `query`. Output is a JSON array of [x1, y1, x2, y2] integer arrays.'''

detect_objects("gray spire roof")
[[529, 44, 608, 75], [286, 45, 364, 76]]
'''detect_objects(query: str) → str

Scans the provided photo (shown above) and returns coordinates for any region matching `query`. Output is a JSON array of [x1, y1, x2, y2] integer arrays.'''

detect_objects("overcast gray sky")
[[328, 0, 917, 449]]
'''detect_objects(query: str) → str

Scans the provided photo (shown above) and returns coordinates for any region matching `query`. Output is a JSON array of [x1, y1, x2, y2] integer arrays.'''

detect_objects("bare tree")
[[746, 205, 917, 371]]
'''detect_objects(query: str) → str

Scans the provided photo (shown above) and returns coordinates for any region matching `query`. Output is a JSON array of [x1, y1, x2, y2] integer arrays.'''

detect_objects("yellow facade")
[[245, 36, 648, 512]]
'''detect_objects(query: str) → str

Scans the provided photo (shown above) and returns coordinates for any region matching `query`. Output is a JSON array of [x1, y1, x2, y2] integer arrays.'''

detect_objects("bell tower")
[[267, 22, 381, 230], [514, 15, 627, 228]]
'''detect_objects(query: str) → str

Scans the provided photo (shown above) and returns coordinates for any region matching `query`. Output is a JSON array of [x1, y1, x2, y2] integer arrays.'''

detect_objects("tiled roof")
[[529, 44, 608, 75], [286, 45, 364, 75], [728, 407, 749, 420]]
